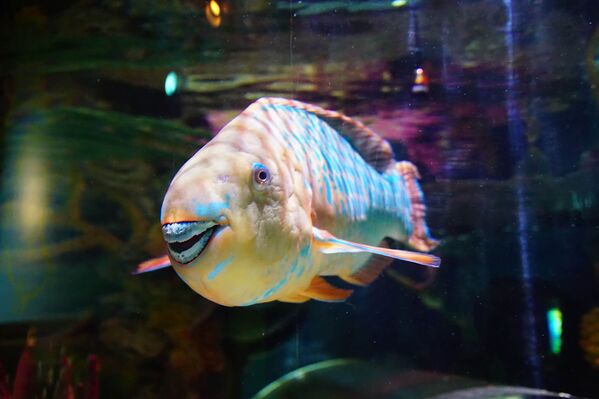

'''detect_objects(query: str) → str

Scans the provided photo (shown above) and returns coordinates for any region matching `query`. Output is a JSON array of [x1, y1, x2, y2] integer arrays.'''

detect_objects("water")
[[1, 0, 599, 398]]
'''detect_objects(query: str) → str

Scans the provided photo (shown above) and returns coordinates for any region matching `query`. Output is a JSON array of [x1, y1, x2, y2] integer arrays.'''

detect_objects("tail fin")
[[396, 161, 439, 252]]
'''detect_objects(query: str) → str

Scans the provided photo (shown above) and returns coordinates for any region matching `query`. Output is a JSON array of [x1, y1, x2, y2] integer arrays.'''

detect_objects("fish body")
[[140, 98, 439, 306]]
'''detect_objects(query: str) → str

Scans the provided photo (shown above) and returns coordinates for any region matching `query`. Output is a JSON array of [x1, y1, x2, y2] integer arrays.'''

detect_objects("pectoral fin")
[[134, 255, 171, 274], [300, 276, 353, 302], [340, 241, 394, 286], [312, 227, 440, 268], [278, 293, 311, 303]]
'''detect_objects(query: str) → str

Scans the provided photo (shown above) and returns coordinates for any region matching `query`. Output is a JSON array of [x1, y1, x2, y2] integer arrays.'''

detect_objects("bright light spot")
[[16, 150, 49, 243], [547, 307, 563, 355], [294, 371, 306, 380], [414, 67, 426, 86], [391, 0, 407, 7], [205, 0, 222, 27], [209, 0, 221, 17], [164, 71, 178, 96]]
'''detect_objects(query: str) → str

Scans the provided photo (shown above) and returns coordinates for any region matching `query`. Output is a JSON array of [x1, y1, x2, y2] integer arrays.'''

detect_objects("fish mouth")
[[162, 221, 221, 265]]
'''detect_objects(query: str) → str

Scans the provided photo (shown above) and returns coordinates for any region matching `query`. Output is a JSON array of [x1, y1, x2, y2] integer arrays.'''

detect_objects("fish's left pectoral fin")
[[300, 276, 353, 302], [278, 293, 311, 303], [312, 227, 441, 268], [133, 255, 171, 274]]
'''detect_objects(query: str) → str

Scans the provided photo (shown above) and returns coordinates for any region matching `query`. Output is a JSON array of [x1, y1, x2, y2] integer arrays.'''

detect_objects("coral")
[[0, 330, 100, 399], [0, 362, 9, 399], [11, 330, 36, 399]]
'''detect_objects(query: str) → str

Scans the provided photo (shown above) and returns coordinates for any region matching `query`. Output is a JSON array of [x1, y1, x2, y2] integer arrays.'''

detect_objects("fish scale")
[[249, 101, 408, 227]]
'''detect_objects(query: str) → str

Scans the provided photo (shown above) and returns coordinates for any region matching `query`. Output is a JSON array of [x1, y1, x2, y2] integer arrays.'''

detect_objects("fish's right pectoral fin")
[[133, 255, 171, 274], [300, 276, 353, 302]]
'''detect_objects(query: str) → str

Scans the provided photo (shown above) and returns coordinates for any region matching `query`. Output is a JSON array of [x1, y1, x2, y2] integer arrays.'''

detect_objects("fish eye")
[[252, 163, 271, 189]]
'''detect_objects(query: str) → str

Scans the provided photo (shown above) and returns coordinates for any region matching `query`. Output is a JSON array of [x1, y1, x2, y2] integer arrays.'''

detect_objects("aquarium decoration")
[[251, 359, 577, 399], [0, 330, 100, 399]]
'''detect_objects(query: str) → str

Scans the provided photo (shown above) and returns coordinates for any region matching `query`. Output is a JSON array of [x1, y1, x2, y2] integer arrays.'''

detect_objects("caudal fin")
[[395, 161, 439, 252]]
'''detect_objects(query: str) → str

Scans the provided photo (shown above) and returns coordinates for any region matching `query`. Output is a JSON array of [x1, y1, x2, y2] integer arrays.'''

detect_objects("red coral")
[[12, 329, 36, 399], [0, 360, 11, 399], [1, 329, 100, 399], [55, 357, 75, 399], [84, 355, 100, 399]]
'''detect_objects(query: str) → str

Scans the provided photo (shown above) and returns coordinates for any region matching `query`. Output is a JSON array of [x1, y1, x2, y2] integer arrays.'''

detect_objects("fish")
[[136, 97, 440, 306]]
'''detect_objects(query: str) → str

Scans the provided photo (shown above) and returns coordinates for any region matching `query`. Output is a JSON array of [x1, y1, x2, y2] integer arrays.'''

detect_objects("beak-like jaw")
[[160, 166, 233, 266], [162, 221, 222, 265]]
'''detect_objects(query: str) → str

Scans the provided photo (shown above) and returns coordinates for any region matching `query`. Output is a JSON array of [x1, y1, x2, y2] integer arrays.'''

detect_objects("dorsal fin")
[[256, 97, 395, 173], [396, 161, 439, 251]]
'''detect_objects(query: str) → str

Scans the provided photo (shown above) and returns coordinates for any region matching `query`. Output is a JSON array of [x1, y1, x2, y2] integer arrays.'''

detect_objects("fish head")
[[160, 132, 313, 306]]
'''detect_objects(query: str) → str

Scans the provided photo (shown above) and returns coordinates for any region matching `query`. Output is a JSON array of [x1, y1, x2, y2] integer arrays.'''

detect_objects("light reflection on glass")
[[547, 307, 563, 355]]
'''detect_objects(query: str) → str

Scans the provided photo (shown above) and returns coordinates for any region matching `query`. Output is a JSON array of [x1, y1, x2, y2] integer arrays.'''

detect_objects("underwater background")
[[1, 0, 599, 397]]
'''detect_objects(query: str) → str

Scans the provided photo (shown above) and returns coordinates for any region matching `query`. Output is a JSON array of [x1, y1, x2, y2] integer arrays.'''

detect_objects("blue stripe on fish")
[[208, 257, 234, 280], [195, 201, 229, 219], [242, 272, 290, 306]]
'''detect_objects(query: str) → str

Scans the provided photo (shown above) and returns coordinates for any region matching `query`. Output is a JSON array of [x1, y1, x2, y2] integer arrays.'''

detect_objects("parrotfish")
[[137, 97, 440, 306]]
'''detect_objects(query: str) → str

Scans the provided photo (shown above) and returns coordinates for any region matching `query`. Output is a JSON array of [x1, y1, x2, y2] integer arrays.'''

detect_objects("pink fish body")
[[138, 98, 439, 306]]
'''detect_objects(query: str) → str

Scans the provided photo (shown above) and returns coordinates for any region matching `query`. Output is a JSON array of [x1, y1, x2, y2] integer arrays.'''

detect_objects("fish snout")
[[162, 221, 219, 265]]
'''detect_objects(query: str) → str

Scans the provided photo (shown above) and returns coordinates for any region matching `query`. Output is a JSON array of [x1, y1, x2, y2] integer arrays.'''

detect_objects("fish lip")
[[162, 221, 219, 243], [164, 224, 224, 265], [162, 220, 228, 265]]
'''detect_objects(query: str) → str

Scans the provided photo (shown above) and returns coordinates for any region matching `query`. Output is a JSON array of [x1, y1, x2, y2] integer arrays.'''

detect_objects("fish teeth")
[[162, 221, 216, 243], [168, 227, 216, 264]]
